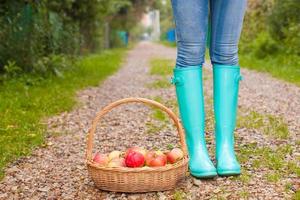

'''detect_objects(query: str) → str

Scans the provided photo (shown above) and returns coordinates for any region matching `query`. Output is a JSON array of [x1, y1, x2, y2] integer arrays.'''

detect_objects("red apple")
[[166, 148, 184, 164], [93, 152, 109, 166], [125, 151, 145, 168], [125, 147, 147, 157], [145, 151, 167, 167], [148, 154, 167, 167], [166, 152, 177, 164], [145, 151, 156, 166]]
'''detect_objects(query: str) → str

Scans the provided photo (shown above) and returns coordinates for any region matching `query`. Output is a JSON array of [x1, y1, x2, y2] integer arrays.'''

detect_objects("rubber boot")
[[213, 64, 242, 176], [172, 66, 217, 178]]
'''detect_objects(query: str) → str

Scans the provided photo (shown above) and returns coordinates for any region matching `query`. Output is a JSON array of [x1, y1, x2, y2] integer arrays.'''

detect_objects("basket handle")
[[86, 97, 188, 160]]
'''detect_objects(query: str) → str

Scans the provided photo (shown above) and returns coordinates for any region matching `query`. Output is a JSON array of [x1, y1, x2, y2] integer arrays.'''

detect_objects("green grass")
[[237, 109, 299, 184], [237, 110, 290, 139], [173, 190, 187, 200], [159, 41, 177, 48], [239, 54, 300, 86], [147, 78, 171, 89], [150, 58, 174, 76], [148, 58, 174, 90], [145, 121, 166, 135], [266, 172, 281, 182], [238, 143, 300, 183], [293, 191, 300, 200], [233, 169, 251, 183], [238, 190, 250, 199], [0, 48, 126, 179]]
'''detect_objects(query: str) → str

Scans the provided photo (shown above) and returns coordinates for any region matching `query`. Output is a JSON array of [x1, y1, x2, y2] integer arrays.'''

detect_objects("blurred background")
[[0, 0, 299, 180], [0, 0, 299, 80]]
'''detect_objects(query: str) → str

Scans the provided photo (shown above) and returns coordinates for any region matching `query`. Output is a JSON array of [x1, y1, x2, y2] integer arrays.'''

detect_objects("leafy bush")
[[3, 61, 23, 77], [268, 0, 300, 41], [250, 32, 279, 59], [33, 55, 74, 77], [283, 23, 300, 55], [240, 0, 299, 57], [0, 0, 153, 76], [0, 3, 80, 74]]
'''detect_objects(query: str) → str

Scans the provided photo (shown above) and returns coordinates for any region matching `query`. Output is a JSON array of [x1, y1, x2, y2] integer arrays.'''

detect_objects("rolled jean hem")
[[211, 60, 239, 66]]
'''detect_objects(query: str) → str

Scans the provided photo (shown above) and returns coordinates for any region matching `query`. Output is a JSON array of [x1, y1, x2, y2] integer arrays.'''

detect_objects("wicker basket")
[[86, 97, 189, 193]]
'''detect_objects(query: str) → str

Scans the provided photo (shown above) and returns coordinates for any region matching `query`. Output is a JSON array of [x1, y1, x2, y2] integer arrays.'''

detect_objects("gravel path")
[[0, 42, 299, 200]]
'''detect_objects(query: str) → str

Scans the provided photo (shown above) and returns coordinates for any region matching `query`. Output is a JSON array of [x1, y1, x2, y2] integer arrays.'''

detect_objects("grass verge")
[[147, 58, 174, 90], [159, 41, 177, 48], [159, 40, 300, 86], [239, 54, 300, 86], [150, 58, 174, 76], [0, 49, 126, 179]]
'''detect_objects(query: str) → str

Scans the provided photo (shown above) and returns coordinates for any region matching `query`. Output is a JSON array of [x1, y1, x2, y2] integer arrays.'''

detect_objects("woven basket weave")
[[86, 97, 189, 193]]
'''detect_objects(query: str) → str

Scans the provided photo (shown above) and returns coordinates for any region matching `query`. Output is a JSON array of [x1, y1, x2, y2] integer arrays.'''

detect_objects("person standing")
[[171, 0, 247, 178]]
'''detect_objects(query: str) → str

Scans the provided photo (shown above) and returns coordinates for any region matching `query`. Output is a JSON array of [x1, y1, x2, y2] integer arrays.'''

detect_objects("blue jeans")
[[171, 0, 247, 67]]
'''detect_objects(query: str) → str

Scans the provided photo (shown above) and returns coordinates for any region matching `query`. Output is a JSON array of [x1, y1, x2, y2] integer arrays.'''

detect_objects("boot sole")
[[217, 170, 241, 176], [190, 171, 217, 178]]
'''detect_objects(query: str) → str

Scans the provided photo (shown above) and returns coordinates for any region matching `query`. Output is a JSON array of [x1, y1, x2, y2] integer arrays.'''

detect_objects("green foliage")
[[283, 23, 300, 55], [0, 48, 126, 179], [240, 0, 300, 55], [32, 55, 73, 77], [0, 0, 152, 74], [268, 0, 300, 41], [3, 61, 23, 77], [0, 2, 80, 72], [249, 32, 279, 59], [240, 0, 272, 46], [239, 0, 300, 85]]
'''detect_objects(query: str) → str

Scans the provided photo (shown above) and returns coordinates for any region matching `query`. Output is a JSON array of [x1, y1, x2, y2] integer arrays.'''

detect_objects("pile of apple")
[[92, 147, 184, 168]]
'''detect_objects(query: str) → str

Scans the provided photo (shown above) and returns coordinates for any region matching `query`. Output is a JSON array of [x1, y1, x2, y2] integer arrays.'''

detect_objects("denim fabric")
[[171, 0, 247, 67]]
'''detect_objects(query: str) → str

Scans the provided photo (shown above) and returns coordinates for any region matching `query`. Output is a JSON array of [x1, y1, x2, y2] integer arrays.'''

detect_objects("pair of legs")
[[171, 0, 247, 177]]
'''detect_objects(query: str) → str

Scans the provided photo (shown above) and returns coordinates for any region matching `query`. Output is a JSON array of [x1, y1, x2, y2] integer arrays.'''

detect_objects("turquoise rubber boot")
[[172, 66, 217, 178], [213, 64, 242, 176]]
